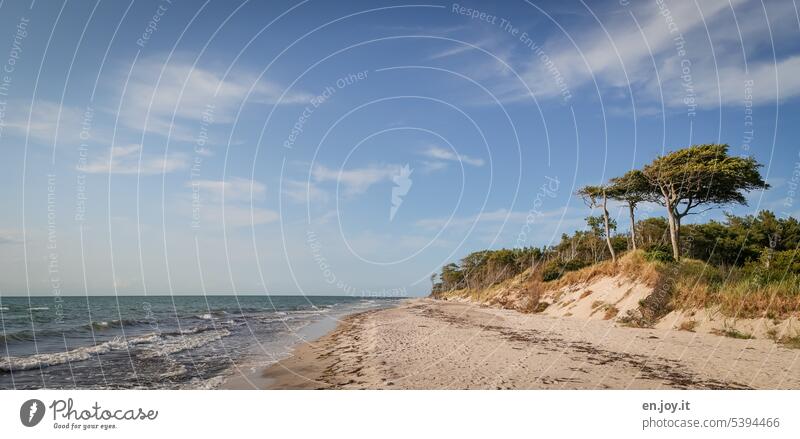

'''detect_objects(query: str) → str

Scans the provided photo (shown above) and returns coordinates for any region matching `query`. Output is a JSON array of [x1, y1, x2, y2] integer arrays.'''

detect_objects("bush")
[[541, 259, 588, 281], [762, 249, 800, 274], [645, 245, 674, 263]]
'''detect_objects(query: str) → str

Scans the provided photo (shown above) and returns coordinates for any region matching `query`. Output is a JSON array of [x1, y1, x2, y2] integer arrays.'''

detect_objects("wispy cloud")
[[436, 0, 800, 108], [312, 163, 401, 195], [420, 145, 485, 167], [187, 177, 266, 203], [281, 179, 329, 204], [117, 55, 313, 140], [83, 144, 188, 175], [1, 101, 102, 146]]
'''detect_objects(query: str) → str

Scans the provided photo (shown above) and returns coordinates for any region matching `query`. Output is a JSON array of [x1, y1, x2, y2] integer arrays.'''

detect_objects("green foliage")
[[431, 247, 542, 295], [637, 217, 670, 248], [682, 211, 800, 266], [643, 144, 769, 211], [642, 144, 769, 259], [575, 185, 606, 207], [541, 259, 588, 282], [645, 247, 674, 263], [764, 249, 800, 274], [610, 235, 628, 254], [586, 215, 616, 238], [608, 169, 657, 205]]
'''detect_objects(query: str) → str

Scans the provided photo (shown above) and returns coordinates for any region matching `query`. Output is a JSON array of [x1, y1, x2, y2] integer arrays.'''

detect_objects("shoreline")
[[249, 299, 800, 390], [220, 301, 405, 389]]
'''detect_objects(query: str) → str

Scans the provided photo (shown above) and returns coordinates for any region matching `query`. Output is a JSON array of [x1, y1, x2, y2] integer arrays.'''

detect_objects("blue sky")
[[1, 0, 799, 296]]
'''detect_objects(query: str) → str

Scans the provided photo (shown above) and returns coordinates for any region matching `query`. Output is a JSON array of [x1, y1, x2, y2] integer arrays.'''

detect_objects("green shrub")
[[761, 249, 800, 274], [541, 259, 588, 281], [645, 244, 674, 263]]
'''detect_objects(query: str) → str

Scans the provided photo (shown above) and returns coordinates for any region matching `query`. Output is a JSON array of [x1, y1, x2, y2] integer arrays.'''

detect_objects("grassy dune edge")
[[433, 251, 800, 345]]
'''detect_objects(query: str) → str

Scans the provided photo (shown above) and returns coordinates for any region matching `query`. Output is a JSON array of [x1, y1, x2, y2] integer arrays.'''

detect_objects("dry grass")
[[668, 259, 800, 319], [678, 320, 698, 332], [778, 336, 800, 349], [436, 249, 800, 322], [603, 305, 619, 320], [549, 251, 661, 289]]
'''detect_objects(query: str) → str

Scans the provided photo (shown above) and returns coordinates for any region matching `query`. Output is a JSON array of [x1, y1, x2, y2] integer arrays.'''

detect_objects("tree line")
[[577, 144, 768, 261], [431, 144, 778, 295]]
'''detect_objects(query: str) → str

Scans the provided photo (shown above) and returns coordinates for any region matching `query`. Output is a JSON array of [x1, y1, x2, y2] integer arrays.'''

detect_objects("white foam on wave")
[[140, 329, 230, 358], [0, 307, 8, 311], [0, 328, 231, 372], [186, 374, 227, 390], [0, 334, 155, 372], [28, 307, 49, 311]]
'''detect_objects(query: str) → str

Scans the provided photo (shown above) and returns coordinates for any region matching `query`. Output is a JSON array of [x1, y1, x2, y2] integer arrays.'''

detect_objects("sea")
[[0, 295, 399, 389]]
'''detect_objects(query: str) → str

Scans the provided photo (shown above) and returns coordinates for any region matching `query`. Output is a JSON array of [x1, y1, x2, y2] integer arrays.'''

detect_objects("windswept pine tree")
[[641, 144, 769, 260]]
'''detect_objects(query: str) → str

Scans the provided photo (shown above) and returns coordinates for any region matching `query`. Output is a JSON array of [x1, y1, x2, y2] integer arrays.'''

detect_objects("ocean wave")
[[139, 329, 231, 359], [0, 331, 37, 343], [0, 307, 8, 311], [0, 328, 231, 372], [186, 375, 227, 390], [84, 318, 140, 331], [194, 310, 229, 320], [0, 334, 154, 372], [169, 323, 231, 336], [0, 319, 144, 343], [285, 308, 330, 315], [28, 307, 50, 311]]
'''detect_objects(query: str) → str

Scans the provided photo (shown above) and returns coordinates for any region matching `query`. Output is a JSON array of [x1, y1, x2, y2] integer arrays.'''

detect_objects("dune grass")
[[667, 259, 800, 319], [437, 249, 800, 321]]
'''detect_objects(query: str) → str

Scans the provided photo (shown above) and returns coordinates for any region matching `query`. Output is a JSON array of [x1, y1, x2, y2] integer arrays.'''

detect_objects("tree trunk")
[[628, 203, 637, 251], [602, 190, 616, 263], [665, 203, 680, 260]]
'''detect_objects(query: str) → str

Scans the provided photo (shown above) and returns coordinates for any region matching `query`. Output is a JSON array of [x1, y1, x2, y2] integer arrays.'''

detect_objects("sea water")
[[0, 295, 397, 389]]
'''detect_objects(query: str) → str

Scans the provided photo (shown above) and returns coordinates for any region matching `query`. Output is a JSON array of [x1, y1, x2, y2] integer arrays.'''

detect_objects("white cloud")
[[437, 0, 800, 109], [175, 197, 278, 228], [1, 101, 101, 146], [83, 144, 188, 175], [281, 179, 329, 204], [420, 145, 485, 167], [117, 56, 312, 140], [187, 177, 266, 203], [312, 163, 401, 195]]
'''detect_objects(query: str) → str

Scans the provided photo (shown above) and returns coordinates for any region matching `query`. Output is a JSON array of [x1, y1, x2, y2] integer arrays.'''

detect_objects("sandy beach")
[[234, 299, 800, 389]]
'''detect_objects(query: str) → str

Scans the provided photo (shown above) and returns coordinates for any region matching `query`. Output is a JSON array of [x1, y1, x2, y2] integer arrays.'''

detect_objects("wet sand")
[[250, 299, 800, 389]]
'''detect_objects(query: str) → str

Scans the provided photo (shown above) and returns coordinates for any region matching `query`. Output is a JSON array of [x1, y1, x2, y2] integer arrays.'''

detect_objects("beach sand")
[[236, 299, 800, 389]]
